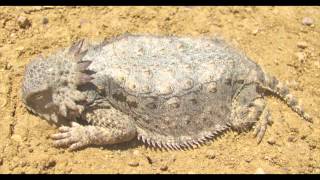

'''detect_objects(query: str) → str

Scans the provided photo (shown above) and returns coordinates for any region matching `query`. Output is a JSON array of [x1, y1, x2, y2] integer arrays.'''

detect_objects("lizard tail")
[[260, 73, 312, 123]]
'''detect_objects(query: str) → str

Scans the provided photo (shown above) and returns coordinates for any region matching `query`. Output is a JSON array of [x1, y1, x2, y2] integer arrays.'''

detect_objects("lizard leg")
[[253, 107, 272, 143], [231, 97, 266, 132], [231, 83, 273, 143], [51, 108, 137, 151], [231, 82, 266, 131]]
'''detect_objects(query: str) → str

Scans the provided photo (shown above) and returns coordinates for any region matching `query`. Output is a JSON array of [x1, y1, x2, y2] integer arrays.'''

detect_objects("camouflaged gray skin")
[[22, 34, 312, 151]]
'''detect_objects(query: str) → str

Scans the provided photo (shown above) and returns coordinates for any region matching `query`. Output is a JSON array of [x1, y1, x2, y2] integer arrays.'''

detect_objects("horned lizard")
[[21, 34, 312, 151]]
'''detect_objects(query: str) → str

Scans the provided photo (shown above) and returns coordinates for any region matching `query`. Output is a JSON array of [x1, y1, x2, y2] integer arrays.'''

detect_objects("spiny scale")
[[137, 125, 231, 150]]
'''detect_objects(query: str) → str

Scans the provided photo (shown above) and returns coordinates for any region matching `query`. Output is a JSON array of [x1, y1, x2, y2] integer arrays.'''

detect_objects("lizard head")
[[22, 39, 94, 123]]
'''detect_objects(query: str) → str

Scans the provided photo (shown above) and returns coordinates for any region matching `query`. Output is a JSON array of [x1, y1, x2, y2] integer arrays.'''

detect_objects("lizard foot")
[[51, 122, 91, 151]]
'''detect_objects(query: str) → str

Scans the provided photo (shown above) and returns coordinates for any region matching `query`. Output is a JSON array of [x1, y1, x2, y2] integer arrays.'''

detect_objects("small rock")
[[252, 28, 259, 35], [42, 17, 49, 24], [160, 165, 168, 171], [255, 168, 265, 174], [40, 158, 56, 170], [128, 161, 139, 167], [0, 158, 3, 166], [15, 46, 25, 57], [145, 155, 154, 164], [19, 161, 28, 167], [11, 134, 22, 142], [302, 17, 314, 26], [132, 150, 139, 156], [309, 143, 316, 150], [46, 159, 56, 168], [170, 154, 176, 162], [245, 157, 253, 163], [267, 138, 276, 145], [290, 128, 299, 133], [205, 150, 216, 159], [297, 41, 308, 49], [287, 136, 296, 142], [28, 148, 34, 153], [295, 52, 306, 63], [300, 134, 308, 140], [17, 16, 31, 29]]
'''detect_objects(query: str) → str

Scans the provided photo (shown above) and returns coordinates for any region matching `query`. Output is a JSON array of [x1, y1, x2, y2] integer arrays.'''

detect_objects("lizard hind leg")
[[231, 97, 266, 133], [231, 94, 272, 144], [253, 107, 272, 143], [230, 81, 272, 144]]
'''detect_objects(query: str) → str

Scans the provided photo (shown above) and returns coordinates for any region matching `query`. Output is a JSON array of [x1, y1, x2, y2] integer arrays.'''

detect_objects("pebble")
[[252, 28, 259, 35], [300, 134, 308, 140], [19, 161, 28, 167], [245, 157, 253, 163], [145, 155, 154, 164], [267, 138, 276, 145], [297, 41, 308, 49], [287, 136, 296, 142], [295, 52, 306, 63], [205, 150, 216, 159], [170, 154, 176, 162], [255, 168, 265, 174], [308, 143, 316, 150], [11, 134, 22, 142], [0, 157, 3, 166], [160, 165, 168, 171], [132, 150, 140, 156], [40, 158, 56, 170], [128, 161, 139, 167], [17, 16, 31, 29], [42, 17, 49, 24], [302, 17, 314, 26]]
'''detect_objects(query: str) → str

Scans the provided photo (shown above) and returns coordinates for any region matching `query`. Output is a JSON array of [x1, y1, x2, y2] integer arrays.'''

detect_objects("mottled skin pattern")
[[22, 34, 312, 151]]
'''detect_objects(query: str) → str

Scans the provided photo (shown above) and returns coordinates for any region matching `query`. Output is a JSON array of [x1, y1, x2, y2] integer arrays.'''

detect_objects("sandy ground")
[[0, 6, 319, 174]]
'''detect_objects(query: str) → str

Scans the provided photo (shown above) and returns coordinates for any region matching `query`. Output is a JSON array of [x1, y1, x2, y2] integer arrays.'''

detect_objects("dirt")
[[0, 6, 319, 174]]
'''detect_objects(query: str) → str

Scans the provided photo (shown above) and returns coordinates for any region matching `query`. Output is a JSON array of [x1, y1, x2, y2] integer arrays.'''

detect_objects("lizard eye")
[[35, 95, 44, 100]]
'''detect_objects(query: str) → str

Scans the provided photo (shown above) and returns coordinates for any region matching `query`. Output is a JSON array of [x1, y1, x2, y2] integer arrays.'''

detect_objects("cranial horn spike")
[[78, 60, 92, 71], [75, 49, 88, 61], [78, 73, 94, 84], [69, 39, 85, 56]]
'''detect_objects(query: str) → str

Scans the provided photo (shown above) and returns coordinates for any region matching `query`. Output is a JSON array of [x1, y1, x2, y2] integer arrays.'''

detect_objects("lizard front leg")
[[51, 108, 137, 151]]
